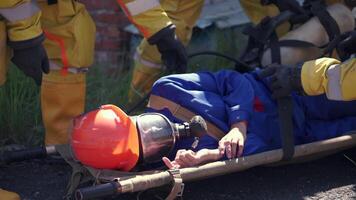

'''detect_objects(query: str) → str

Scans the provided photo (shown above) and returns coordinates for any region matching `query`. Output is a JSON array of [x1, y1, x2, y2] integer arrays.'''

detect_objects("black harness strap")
[[47, 0, 58, 5], [308, 1, 341, 40], [277, 97, 295, 161]]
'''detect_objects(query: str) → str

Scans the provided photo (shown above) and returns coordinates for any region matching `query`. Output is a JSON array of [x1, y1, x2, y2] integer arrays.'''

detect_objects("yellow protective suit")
[[240, 0, 355, 101], [38, 0, 96, 145], [0, 189, 20, 200], [0, 0, 95, 145], [117, 0, 205, 105]]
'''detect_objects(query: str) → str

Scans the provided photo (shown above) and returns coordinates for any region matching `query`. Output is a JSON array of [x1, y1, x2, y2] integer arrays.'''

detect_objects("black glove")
[[337, 31, 356, 61], [148, 25, 187, 73], [10, 34, 50, 85], [258, 64, 303, 99]]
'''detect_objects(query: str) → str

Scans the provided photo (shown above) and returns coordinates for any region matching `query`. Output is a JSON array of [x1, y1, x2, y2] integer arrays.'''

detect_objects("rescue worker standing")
[[0, 1, 96, 145], [116, 0, 205, 106], [0, 1, 95, 198]]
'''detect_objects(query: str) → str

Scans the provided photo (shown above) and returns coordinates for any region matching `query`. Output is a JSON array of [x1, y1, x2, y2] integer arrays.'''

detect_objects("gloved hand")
[[148, 24, 187, 73], [337, 30, 356, 61], [10, 34, 50, 85], [258, 63, 303, 99]]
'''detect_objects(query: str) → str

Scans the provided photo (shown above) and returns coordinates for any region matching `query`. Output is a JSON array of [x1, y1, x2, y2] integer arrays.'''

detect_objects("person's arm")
[[0, 0, 49, 85], [116, 0, 187, 73], [258, 57, 356, 101], [218, 121, 247, 159], [301, 57, 356, 101], [116, 0, 171, 38], [211, 71, 254, 158], [0, 0, 42, 42], [163, 148, 223, 169]]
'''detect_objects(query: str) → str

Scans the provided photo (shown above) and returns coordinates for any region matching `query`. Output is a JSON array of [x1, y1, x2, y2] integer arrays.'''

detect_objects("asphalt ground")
[[1, 150, 356, 200]]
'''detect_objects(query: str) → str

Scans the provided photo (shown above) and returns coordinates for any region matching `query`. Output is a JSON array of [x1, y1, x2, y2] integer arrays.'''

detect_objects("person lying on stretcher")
[[147, 69, 356, 169], [70, 68, 356, 171]]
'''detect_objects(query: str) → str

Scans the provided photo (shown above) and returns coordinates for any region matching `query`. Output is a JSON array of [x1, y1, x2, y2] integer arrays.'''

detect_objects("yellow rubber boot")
[[0, 189, 20, 200], [41, 71, 86, 145]]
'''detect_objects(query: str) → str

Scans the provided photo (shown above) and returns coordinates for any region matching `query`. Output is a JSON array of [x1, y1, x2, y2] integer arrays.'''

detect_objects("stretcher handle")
[[1, 147, 47, 164], [75, 182, 120, 200], [0, 145, 57, 164]]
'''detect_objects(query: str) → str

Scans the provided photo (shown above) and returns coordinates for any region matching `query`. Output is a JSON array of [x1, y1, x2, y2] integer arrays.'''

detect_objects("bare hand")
[[219, 122, 247, 159]]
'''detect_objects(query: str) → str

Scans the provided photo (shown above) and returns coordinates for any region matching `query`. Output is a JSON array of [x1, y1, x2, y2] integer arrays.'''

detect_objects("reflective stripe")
[[126, 0, 160, 16], [43, 30, 69, 76], [326, 64, 342, 101], [49, 61, 88, 74], [0, 1, 40, 22], [134, 51, 162, 69]]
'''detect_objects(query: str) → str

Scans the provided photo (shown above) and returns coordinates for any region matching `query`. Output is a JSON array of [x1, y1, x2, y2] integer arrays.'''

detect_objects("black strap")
[[240, 11, 296, 67], [277, 97, 295, 161], [308, 1, 340, 40], [47, 0, 58, 5], [277, 40, 316, 48], [270, 32, 281, 64]]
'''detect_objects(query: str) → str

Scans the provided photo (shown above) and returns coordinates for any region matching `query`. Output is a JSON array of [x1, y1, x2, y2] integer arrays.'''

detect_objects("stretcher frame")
[[73, 131, 356, 200]]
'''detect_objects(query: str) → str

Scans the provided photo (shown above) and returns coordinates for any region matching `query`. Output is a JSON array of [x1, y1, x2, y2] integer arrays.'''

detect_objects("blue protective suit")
[[148, 70, 356, 157]]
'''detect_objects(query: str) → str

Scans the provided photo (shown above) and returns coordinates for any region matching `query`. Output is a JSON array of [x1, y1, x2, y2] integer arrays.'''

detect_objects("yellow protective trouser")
[[0, 189, 20, 200], [127, 0, 204, 105], [0, 21, 9, 86], [41, 71, 86, 145], [38, 0, 95, 145]]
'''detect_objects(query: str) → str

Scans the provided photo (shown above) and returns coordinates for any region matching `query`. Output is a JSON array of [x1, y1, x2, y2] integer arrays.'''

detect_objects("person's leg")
[[127, 0, 205, 106], [304, 117, 356, 142], [298, 94, 356, 120], [41, 72, 86, 144], [39, 1, 95, 145]]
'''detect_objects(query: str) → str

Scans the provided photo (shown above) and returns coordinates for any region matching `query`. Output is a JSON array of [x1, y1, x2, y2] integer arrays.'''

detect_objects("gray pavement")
[[0, 151, 356, 200]]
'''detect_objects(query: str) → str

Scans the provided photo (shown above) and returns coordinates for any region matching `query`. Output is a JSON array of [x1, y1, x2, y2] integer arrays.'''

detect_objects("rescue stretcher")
[[2, 131, 356, 200]]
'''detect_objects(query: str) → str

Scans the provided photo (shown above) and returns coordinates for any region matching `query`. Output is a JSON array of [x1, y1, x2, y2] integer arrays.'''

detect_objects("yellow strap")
[[147, 95, 225, 140]]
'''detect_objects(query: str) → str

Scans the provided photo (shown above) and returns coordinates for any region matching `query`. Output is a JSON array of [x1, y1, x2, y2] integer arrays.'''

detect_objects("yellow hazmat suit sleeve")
[[0, 0, 42, 41], [116, 0, 172, 38], [0, 189, 20, 200], [301, 57, 356, 101]]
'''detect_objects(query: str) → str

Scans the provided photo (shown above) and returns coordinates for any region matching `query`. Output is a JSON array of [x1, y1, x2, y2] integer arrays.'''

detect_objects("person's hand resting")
[[218, 121, 247, 159], [163, 149, 223, 169]]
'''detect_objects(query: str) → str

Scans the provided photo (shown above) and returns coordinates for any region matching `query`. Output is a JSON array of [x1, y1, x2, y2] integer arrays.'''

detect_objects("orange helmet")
[[70, 104, 139, 171]]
